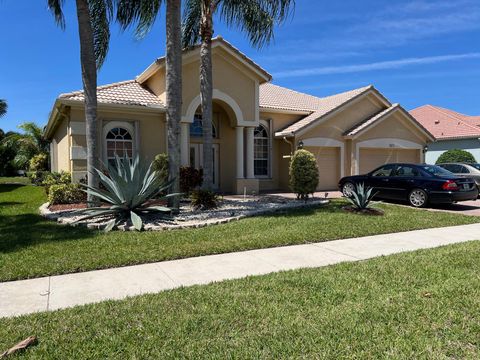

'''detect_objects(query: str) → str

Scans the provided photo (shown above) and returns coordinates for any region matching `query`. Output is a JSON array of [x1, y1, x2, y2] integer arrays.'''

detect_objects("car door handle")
[[381, 178, 389, 182]]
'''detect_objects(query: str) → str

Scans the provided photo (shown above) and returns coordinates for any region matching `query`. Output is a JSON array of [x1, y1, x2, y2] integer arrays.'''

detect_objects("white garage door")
[[305, 146, 341, 190], [359, 148, 420, 174]]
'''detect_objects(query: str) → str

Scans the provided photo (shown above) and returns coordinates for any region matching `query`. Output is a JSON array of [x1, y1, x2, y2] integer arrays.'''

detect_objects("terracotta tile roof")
[[344, 104, 399, 136], [410, 105, 480, 140], [271, 84, 374, 136], [59, 80, 164, 108]]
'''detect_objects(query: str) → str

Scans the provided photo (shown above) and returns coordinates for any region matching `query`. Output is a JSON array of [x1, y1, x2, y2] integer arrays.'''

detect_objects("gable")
[[298, 92, 388, 141]]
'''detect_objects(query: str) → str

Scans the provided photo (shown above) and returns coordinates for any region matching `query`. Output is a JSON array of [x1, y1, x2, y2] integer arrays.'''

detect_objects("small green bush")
[[180, 166, 203, 194], [48, 183, 85, 205], [29, 153, 49, 172], [289, 149, 319, 200], [152, 153, 169, 183], [436, 149, 476, 164], [190, 189, 219, 210], [28, 170, 50, 186], [42, 171, 72, 195]]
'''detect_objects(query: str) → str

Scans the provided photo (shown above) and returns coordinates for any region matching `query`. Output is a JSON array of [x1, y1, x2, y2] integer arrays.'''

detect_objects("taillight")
[[442, 180, 459, 191]]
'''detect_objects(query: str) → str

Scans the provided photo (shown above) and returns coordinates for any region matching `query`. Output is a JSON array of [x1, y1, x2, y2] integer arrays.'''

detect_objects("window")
[[106, 127, 133, 165], [254, 125, 270, 177], [371, 164, 395, 177], [393, 165, 420, 177], [189, 114, 217, 138]]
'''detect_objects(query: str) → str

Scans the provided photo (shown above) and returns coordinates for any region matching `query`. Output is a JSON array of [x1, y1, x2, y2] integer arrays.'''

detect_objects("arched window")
[[189, 113, 217, 138], [106, 127, 133, 165], [254, 124, 270, 177]]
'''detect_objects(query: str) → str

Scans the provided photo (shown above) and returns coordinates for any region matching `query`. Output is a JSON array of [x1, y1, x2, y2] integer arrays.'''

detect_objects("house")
[[410, 105, 480, 164], [44, 37, 434, 194]]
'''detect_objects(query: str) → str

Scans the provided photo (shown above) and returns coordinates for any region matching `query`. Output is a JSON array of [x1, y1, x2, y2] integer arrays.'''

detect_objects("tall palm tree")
[[47, 0, 113, 205], [182, 0, 294, 190], [0, 99, 7, 118], [117, 0, 182, 210]]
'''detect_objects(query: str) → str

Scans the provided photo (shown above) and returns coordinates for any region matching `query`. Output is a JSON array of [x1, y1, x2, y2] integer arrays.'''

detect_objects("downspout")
[[283, 136, 294, 155]]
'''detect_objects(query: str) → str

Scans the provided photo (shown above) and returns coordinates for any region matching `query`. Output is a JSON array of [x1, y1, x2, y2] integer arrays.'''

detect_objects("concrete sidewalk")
[[2, 223, 480, 318]]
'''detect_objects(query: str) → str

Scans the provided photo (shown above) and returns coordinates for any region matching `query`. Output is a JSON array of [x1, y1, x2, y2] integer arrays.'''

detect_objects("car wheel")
[[408, 188, 428, 208], [342, 182, 355, 197]]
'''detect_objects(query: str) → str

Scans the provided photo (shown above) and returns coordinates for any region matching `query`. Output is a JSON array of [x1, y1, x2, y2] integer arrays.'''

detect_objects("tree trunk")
[[165, 0, 182, 210], [75, 0, 99, 206], [199, 0, 214, 191]]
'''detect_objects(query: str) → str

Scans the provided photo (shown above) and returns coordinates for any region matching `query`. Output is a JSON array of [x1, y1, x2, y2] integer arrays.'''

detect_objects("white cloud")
[[274, 53, 480, 78]]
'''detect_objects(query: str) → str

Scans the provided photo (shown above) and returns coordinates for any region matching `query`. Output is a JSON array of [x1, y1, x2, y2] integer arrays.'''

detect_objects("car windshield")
[[421, 165, 454, 177], [470, 163, 480, 171]]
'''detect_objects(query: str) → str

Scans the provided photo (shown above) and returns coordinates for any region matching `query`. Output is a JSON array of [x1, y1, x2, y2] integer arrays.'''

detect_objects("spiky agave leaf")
[[74, 154, 179, 231]]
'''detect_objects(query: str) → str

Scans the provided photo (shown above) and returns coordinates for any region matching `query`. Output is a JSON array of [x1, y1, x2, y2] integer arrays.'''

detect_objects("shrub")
[[152, 153, 169, 183], [74, 154, 178, 231], [180, 166, 203, 194], [42, 171, 71, 195], [190, 189, 219, 210], [29, 153, 48, 172], [28, 170, 50, 186], [436, 149, 476, 164], [289, 149, 319, 200], [48, 183, 85, 205]]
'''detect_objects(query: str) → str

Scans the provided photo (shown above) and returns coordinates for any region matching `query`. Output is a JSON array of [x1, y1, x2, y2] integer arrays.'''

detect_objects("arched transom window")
[[254, 124, 270, 177], [106, 127, 133, 165], [189, 113, 217, 138]]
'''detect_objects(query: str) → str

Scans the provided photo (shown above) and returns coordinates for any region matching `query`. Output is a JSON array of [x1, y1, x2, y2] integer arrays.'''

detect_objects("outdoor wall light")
[[297, 140, 304, 149], [423, 145, 429, 153]]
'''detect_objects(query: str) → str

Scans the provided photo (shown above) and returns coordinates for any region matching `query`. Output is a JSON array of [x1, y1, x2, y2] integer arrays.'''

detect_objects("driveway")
[[429, 200, 480, 216]]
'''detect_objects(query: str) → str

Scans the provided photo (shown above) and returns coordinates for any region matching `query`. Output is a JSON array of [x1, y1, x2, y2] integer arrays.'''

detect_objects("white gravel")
[[40, 195, 329, 231]]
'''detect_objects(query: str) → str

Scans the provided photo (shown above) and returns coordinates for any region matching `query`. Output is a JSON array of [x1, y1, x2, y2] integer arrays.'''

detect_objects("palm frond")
[[181, 0, 202, 47], [0, 99, 7, 118], [116, 0, 163, 39], [219, 0, 295, 48], [47, 0, 66, 29], [88, 0, 114, 68]]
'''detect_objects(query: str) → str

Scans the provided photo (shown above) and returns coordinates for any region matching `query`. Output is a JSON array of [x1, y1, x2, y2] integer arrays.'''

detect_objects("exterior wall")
[[300, 95, 385, 142], [258, 111, 303, 191], [51, 117, 70, 173], [425, 138, 480, 164]]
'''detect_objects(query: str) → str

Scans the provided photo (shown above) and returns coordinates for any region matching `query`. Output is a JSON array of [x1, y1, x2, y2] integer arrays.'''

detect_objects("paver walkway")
[[2, 223, 480, 318]]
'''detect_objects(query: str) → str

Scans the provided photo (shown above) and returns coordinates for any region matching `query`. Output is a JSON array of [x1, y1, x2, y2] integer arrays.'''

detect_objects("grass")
[[0, 176, 30, 185], [1, 241, 479, 358], [1, 183, 479, 282]]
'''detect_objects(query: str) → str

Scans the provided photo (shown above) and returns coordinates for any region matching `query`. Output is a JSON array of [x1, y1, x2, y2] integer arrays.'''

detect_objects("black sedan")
[[338, 163, 479, 207]]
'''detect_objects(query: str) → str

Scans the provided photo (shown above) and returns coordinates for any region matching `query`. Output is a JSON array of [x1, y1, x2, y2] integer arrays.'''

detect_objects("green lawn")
[[0, 176, 30, 185], [1, 241, 479, 358], [1, 183, 479, 282]]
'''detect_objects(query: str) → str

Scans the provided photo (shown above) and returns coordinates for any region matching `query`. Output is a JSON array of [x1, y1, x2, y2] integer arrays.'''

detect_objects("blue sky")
[[1, 0, 479, 132]]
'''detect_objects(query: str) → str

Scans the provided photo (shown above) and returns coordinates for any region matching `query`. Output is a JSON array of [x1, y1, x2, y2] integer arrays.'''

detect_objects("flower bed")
[[40, 195, 329, 231]]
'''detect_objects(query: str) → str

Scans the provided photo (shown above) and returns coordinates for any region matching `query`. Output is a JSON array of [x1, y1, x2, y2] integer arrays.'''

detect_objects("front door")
[[189, 143, 219, 189]]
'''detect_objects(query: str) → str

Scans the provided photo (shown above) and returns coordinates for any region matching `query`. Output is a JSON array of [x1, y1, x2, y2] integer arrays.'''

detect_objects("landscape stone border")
[[39, 198, 330, 231]]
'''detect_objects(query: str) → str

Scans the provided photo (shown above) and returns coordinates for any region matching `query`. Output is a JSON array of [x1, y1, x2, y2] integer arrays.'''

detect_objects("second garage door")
[[359, 148, 420, 174], [305, 146, 341, 190]]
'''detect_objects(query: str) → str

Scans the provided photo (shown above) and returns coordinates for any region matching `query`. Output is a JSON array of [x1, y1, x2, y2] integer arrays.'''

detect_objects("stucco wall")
[[53, 117, 70, 173], [425, 138, 480, 164], [300, 95, 385, 141]]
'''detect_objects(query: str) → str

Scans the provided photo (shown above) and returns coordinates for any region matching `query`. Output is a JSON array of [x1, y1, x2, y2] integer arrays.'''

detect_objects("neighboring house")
[[410, 105, 480, 164], [45, 37, 434, 194]]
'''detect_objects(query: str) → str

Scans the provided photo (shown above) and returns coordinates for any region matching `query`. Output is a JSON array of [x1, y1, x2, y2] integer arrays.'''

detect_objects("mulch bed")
[[342, 205, 384, 216]]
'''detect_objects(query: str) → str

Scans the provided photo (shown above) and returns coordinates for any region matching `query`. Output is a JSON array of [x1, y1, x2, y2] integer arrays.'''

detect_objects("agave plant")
[[346, 183, 377, 211], [75, 154, 179, 231]]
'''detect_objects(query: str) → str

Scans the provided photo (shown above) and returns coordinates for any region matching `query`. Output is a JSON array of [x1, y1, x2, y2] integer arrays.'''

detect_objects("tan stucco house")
[[45, 37, 434, 194]]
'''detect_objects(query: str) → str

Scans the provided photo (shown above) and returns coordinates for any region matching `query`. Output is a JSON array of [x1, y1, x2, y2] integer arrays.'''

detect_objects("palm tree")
[[117, 0, 182, 210], [182, 0, 294, 190], [47, 0, 113, 205], [0, 99, 7, 118], [1, 122, 50, 170]]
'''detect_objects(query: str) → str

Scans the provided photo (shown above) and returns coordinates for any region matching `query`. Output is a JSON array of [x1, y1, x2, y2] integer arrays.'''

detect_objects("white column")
[[180, 122, 190, 166], [245, 127, 255, 179], [236, 126, 244, 178]]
